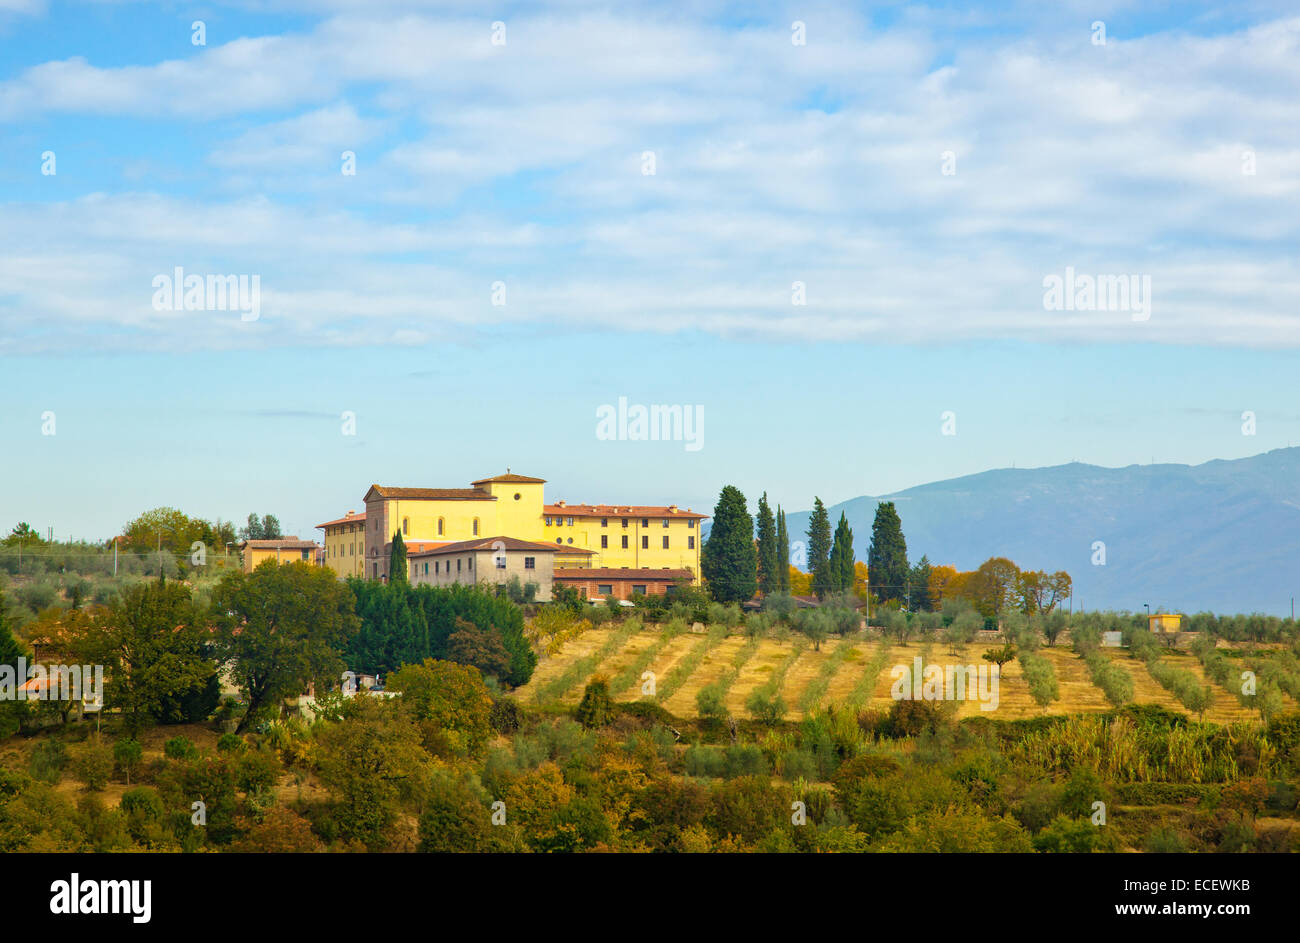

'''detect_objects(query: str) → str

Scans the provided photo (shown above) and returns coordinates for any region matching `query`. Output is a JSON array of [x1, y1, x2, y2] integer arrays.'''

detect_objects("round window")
[[514, 493, 521, 500]]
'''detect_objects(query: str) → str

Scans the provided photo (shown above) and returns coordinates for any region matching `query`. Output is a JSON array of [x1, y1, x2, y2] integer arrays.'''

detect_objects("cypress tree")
[[755, 492, 778, 595], [910, 555, 935, 611], [807, 497, 833, 599], [700, 485, 758, 603], [829, 512, 855, 594], [867, 501, 909, 605], [389, 530, 408, 584], [776, 508, 790, 592]]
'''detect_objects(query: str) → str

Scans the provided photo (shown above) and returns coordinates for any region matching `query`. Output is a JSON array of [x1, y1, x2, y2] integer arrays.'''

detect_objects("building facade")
[[316, 511, 366, 578], [407, 536, 585, 601], [239, 537, 321, 574], [359, 472, 706, 584], [552, 566, 695, 601]]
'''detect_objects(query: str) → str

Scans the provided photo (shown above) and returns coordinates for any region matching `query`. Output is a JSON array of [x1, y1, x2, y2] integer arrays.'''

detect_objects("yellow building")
[[239, 537, 321, 574], [316, 510, 367, 578], [359, 472, 705, 584], [1149, 612, 1182, 634]]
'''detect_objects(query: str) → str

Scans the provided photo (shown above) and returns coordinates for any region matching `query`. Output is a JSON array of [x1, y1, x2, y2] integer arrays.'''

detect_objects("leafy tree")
[[867, 502, 908, 606], [755, 493, 779, 595], [387, 658, 494, 756], [828, 512, 855, 595], [776, 508, 791, 593], [0, 591, 29, 738], [113, 739, 143, 786], [444, 617, 511, 680], [242, 514, 263, 541], [969, 557, 1019, 620], [213, 561, 360, 732], [806, 498, 832, 599], [389, 531, 408, 585], [261, 515, 282, 539], [701, 486, 757, 604], [64, 580, 215, 735], [982, 643, 1018, 674]]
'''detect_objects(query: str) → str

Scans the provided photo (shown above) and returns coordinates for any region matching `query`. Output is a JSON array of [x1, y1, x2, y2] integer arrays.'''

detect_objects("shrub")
[[217, 732, 246, 754], [76, 738, 114, 791], [29, 738, 68, 784], [745, 690, 786, 725], [163, 736, 199, 761], [696, 685, 728, 722], [113, 738, 144, 785], [575, 677, 614, 728]]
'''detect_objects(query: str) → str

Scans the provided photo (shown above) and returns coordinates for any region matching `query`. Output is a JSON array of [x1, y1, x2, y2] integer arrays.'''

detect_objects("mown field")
[[516, 622, 1292, 724]]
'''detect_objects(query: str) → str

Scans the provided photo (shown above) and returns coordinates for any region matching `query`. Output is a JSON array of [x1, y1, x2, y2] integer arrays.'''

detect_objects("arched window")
[[402, 517, 409, 536], [472, 518, 480, 536], [437, 517, 444, 536]]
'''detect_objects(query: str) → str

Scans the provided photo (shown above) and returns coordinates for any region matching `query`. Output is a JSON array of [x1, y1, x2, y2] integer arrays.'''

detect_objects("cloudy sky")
[[1, 0, 1297, 541]]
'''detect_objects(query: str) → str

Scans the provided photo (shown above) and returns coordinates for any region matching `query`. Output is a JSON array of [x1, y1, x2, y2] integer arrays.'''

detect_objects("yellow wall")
[[243, 545, 315, 574], [544, 512, 701, 580], [321, 521, 365, 578], [479, 481, 547, 540]]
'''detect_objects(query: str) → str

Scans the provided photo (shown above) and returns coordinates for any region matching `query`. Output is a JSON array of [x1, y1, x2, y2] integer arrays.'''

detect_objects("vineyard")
[[517, 619, 1292, 724]]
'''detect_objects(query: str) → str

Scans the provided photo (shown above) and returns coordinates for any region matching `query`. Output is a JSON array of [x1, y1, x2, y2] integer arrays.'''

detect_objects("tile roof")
[[470, 473, 547, 485], [316, 511, 366, 528], [407, 535, 585, 557], [544, 503, 706, 519], [240, 538, 320, 550], [365, 485, 495, 501]]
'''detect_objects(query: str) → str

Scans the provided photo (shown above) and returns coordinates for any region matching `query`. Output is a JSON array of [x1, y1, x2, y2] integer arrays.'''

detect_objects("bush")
[[745, 690, 786, 725], [163, 736, 199, 761], [696, 685, 728, 722], [113, 738, 144, 785], [575, 677, 614, 729], [76, 738, 114, 791], [217, 733, 246, 754], [29, 738, 68, 784]]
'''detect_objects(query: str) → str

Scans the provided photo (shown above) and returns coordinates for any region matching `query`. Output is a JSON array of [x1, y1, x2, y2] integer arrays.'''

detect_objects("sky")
[[1, 0, 1298, 543]]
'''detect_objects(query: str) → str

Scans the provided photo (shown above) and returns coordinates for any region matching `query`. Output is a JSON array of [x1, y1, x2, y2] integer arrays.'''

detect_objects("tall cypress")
[[755, 492, 778, 595], [910, 555, 935, 611], [389, 530, 408, 584], [807, 497, 833, 599], [867, 501, 908, 605], [829, 512, 855, 594], [701, 485, 758, 603], [776, 508, 790, 592]]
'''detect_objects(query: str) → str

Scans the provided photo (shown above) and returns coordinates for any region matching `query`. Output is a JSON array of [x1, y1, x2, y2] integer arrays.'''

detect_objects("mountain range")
[[745, 448, 1300, 616]]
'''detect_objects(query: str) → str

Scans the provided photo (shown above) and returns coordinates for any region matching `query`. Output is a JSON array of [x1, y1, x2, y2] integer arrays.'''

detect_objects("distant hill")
[[747, 449, 1300, 616]]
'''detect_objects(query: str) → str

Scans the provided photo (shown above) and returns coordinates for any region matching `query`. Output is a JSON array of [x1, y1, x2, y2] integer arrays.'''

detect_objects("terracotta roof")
[[403, 541, 451, 554], [316, 511, 366, 528], [544, 504, 707, 519], [554, 567, 694, 581], [408, 536, 583, 557], [366, 485, 497, 502], [470, 473, 547, 485], [240, 537, 319, 550]]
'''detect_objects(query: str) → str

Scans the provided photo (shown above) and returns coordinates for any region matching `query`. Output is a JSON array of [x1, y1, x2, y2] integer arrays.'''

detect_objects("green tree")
[[387, 658, 494, 756], [828, 512, 855, 595], [776, 508, 791, 593], [113, 739, 143, 786], [575, 676, 615, 728], [213, 561, 360, 733], [64, 581, 215, 735], [755, 493, 779, 595], [242, 514, 264, 541], [261, 515, 282, 539], [701, 486, 757, 604], [909, 556, 934, 612], [389, 530, 408, 585], [806, 498, 832, 599], [0, 591, 29, 738], [867, 502, 908, 606]]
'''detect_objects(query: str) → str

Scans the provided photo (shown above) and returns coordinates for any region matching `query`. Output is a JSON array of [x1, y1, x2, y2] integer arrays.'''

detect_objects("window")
[[641, 536, 648, 549], [641, 518, 648, 528], [438, 517, 444, 536], [556, 538, 562, 545], [545, 516, 552, 526], [662, 518, 669, 527], [662, 536, 669, 549], [621, 536, 629, 549], [601, 535, 608, 549], [411, 562, 417, 578], [633, 585, 647, 595], [496, 555, 506, 569], [436, 561, 440, 574], [514, 492, 521, 500], [598, 584, 613, 595], [524, 557, 535, 569], [621, 518, 628, 528], [472, 518, 480, 536], [688, 519, 695, 528], [457, 559, 462, 572], [688, 536, 695, 549], [567, 517, 574, 526], [468, 556, 473, 570], [402, 517, 409, 536], [424, 562, 429, 575], [301, 549, 310, 561], [601, 518, 608, 527], [567, 537, 573, 544]]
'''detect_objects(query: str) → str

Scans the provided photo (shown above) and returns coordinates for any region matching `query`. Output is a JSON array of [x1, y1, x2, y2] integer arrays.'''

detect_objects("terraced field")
[[515, 621, 1292, 723]]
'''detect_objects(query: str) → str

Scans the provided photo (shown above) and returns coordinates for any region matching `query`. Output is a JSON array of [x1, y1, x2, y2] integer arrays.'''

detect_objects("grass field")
[[515, 622, 1293, 723]]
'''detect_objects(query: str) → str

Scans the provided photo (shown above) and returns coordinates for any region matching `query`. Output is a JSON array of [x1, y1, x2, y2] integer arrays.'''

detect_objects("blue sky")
[[1, 1, 1298, 543]]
